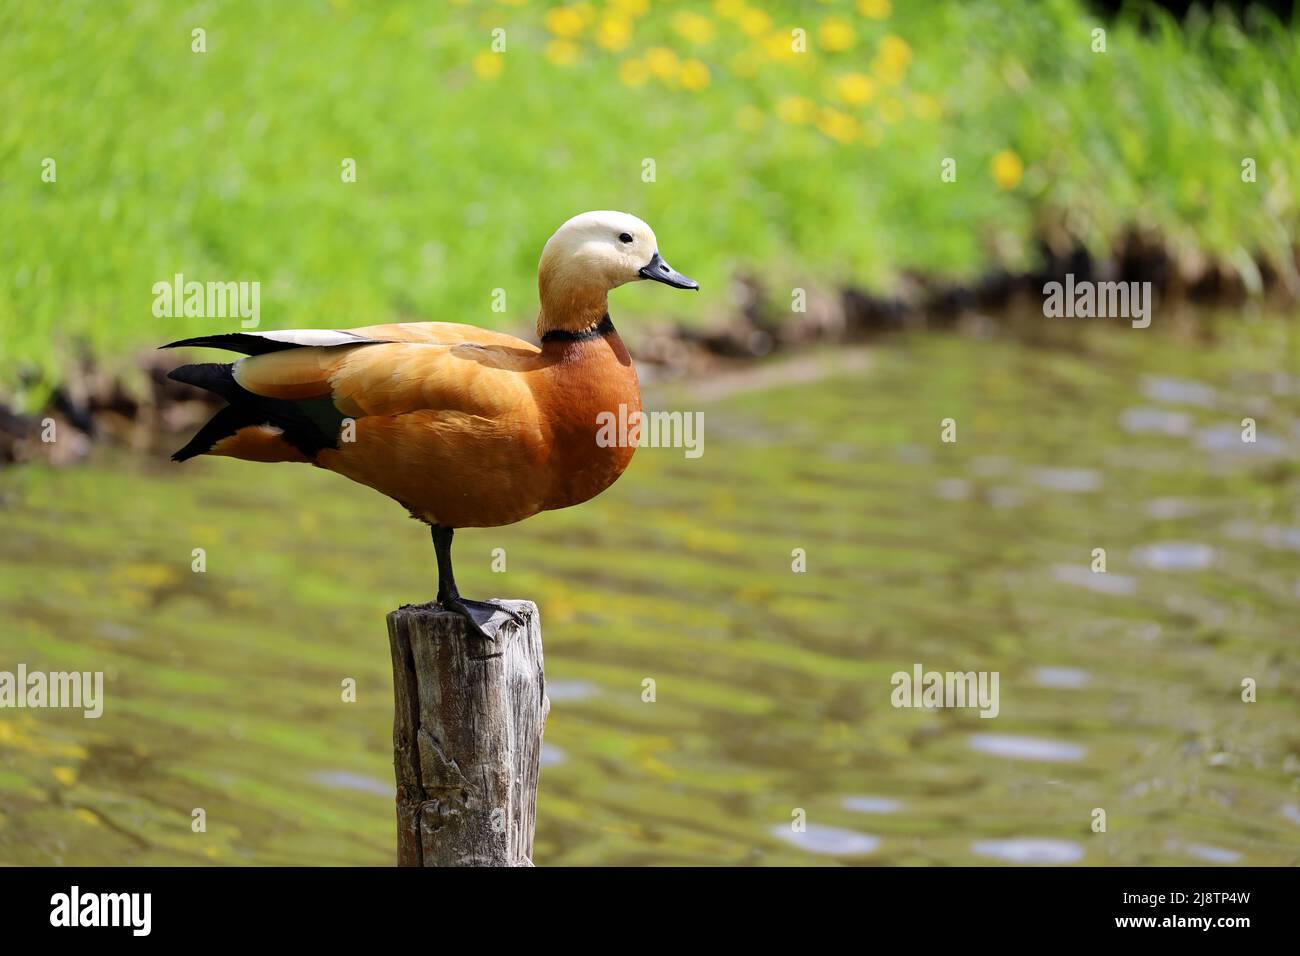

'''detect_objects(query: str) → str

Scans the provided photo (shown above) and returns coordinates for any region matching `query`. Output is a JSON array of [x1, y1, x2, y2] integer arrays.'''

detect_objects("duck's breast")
[[539, 331, 641, 512]]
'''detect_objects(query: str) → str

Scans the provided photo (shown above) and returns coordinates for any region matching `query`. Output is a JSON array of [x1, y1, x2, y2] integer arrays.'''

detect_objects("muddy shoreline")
[[4, 235, 1297, 468]]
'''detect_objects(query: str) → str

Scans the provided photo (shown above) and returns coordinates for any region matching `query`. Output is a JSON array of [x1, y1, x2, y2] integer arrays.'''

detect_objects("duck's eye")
[[618, 232, 633, 244]]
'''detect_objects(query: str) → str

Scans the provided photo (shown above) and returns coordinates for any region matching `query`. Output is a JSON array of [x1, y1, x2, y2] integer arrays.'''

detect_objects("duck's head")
[[538, 210, 697, 335]]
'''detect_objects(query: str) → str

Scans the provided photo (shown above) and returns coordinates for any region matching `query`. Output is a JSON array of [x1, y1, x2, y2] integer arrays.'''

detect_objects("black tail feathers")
[[171, 405, 260, 462], [160, 333, 300, 356], [167, 363, 240, 400], [168, 363, 339, 462]]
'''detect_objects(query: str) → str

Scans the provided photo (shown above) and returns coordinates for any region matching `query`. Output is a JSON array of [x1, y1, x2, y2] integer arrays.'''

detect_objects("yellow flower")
[[544, 6, 586, 38], [991, 149, 1024, 189], [679, 58, 711, 90], [115, 562, 177, 588], [714, 0, 746, 18], [873, 38, 912, 86], [596, 15, 632, 51], [52, 766, 77, 786], [672, 11, 715, 44], [611, 0, 649, 17], [817, 107, 859, 143], [545, 40, 581, 66], [729, 50, 759, 77], [736, 105, 764, 132], [834, 72, 876, 105], [739, 7, 772, 36], [776, 95, 816, 124], [858, 0, 891, 19], [873, 61, 903, 85], [618, 58, 649, 86], [878, 34, 912, 69], [878, 35, 909, 63], [912, 93, 942, 120], [646, 46, 680, 81], [819, 16, 854, 52], [472, 51, 503, 79], [763, 30, 801, 62]]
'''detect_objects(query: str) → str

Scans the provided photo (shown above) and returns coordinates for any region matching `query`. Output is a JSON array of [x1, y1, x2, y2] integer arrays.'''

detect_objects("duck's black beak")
[[639, 251, 699, 290]]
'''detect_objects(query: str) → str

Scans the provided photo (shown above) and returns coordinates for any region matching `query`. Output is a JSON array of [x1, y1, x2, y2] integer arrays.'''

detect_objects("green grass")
[[2, 0, 1297, 405]]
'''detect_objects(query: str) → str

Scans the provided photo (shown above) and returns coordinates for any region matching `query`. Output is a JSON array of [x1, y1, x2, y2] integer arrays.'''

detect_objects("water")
[[1, 310, 1298, 865]]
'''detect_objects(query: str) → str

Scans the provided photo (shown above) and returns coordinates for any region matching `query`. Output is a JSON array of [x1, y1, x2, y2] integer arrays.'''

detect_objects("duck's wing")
[[346, 321, 538, 350], [165, 324, 543, 462], [233, 336, 540, 419], [161, 322, 537, 355], [160, 327, 395, 355]]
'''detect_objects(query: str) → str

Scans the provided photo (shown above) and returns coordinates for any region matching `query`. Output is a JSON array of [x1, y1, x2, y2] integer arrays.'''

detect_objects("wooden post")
[[387, 600, 548, 867]]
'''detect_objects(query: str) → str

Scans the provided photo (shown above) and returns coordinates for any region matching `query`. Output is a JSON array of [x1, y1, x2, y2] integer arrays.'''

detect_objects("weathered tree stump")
[[387, 600, 548, 867]]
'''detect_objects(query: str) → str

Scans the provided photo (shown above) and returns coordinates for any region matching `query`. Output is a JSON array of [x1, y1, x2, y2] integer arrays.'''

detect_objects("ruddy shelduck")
[[164, 211, 697, 637]]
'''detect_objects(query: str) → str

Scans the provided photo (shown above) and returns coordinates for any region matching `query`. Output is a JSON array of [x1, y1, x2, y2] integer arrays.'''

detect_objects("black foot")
[[440, 596, 524, 641]]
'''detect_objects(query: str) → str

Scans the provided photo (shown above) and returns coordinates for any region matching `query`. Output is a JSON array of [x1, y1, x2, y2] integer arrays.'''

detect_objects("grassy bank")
[[2, 0, 1297, 405]]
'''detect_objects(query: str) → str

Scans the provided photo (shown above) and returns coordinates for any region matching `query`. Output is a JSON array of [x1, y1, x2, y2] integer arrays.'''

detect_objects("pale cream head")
[[537, 210, 697, 336]]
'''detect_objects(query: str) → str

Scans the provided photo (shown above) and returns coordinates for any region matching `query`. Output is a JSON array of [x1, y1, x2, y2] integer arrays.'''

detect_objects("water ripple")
[[969, 734, 1087, 762], [841, 795, 903, 814], [1032, 666, 1091, 689], [1121, 407, 1192, 436], [1132, 542, 1216, 571], [972, 838, 1085, 864], [310, 771, 390, 797], [1030, 468, 1102, 492], [1181, 843, 1242, 864], [771, 823, 880, 856], [1053, 564, 1138, 596], [546, 680, 600, 702], [1142, 376, 1217, 408]]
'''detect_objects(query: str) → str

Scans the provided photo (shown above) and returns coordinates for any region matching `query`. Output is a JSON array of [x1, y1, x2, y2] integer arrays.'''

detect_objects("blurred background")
[[1, 0, 1298, 865]]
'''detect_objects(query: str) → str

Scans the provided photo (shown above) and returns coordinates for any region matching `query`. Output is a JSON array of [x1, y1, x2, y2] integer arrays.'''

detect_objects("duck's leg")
[[431, 525, 523, 641]]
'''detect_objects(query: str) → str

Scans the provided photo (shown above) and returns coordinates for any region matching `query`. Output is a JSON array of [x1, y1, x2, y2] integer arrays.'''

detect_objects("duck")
[[162, 211, 697, 638]]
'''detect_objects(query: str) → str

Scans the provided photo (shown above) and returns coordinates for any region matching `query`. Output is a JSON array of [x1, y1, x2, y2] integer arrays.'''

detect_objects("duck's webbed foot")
[[431, 524, 524, 641], [440, 596, 525, 641]]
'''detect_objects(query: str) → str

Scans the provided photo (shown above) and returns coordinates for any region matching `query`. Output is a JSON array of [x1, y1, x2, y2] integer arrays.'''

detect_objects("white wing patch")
[[252, 329, 380, 348]]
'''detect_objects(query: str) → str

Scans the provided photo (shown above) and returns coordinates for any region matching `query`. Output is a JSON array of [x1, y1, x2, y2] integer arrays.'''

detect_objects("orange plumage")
[[222, 320, 640, 528]]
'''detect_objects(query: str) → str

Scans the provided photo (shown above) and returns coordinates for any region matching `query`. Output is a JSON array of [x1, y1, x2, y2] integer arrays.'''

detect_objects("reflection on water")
[[1122, 407, 1193, 436], [1030, 468, 1102, 493], [1052, 564, 1138, 595], [545, 680, 600, 703], [311, 771, 391, 797], [1178, 842, 1242, 864], [1031, 667, 1091, 689], [772, 823, 880, 857], [1, 309, 1298, 865], [841, 795, 903, 815], [1141, 376, 1217, 407], [539, 744, 567, 769], [973, 838, 1085, 864], [1132, 542, 1217, 571], [968, 735, 1087, 763]]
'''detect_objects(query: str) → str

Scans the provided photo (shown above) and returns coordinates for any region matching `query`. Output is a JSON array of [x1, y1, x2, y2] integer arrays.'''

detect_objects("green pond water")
[[2, 310, 1298, 866]]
